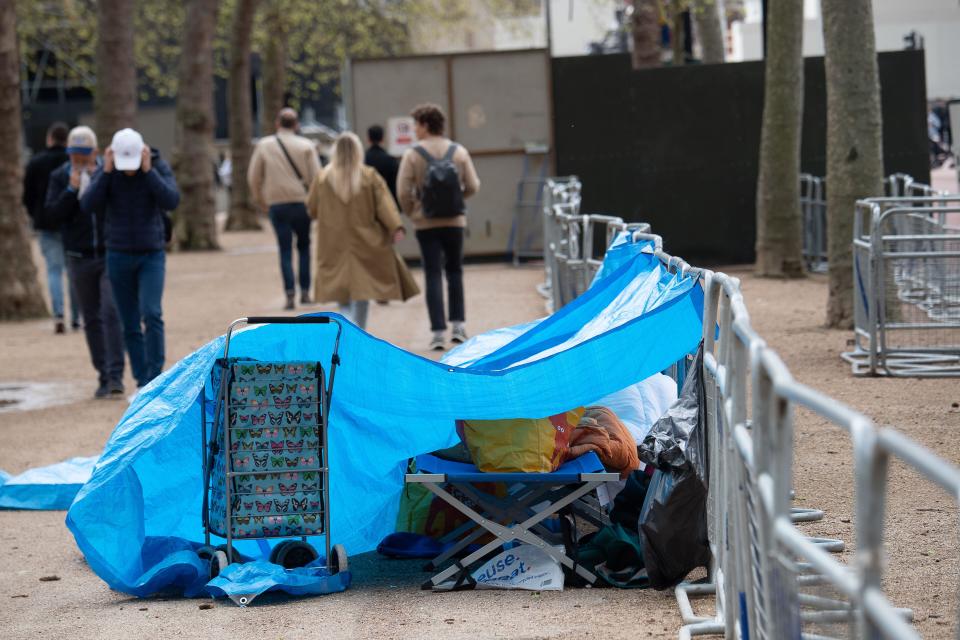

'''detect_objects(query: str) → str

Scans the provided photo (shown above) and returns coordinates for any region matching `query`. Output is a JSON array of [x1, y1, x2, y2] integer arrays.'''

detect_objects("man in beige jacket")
[[248, 108, 321, 309], [397, 103, 480, 351]]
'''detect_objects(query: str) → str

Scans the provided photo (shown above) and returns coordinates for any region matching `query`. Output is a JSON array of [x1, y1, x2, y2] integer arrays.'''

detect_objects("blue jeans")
[[38, 230, 79, 323], [268, 202, 311, 294], [107, 250, 165, 387]]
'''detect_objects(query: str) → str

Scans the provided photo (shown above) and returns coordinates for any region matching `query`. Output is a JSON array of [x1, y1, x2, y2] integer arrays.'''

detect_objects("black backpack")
[[414, 143, 465, 218]]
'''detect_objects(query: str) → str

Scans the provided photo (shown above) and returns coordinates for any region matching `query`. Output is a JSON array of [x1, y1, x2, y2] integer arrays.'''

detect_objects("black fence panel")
[[553, 50, 929, 264]]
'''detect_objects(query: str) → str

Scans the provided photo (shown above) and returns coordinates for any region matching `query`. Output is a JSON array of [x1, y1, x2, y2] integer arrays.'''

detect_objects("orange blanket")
[[567, 406, 640, 479]]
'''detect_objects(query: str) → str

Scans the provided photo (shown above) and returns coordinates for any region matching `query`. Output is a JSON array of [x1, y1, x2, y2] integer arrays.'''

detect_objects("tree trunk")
[[630, 0, 661, 69], [225, 0, 261, 231], [755, 0, 804, 278], [0, 0, 47, 320], [259, 0, 287, 136], [693, 0, 726, 64], [94, 0, 136, 147], [670, 1, 686, 65], [822, 0, 884, 328], [172, 0, 220, 250]]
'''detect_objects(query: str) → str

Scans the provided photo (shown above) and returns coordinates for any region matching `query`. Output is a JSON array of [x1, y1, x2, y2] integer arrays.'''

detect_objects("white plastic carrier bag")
[[471, 544, 564, 591]]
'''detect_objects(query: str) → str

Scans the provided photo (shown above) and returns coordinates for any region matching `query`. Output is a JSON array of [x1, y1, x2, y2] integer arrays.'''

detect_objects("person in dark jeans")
[[397, 104, 480, 351], [43, 126, 125, 399], [416, 227, 465, 338], [23, 121, 80, 333], [81, 128, 180, 393], [247, 108, 321, 309], [268, 201, 312, 303]]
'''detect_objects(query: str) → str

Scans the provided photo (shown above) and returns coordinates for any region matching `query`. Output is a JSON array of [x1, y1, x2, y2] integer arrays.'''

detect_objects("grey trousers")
[[67, 255, 125, 386], [338, 300, 370, 330]]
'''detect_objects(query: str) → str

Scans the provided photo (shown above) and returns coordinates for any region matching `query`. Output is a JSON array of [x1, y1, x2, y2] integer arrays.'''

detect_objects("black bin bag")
[[637, 342, 710, 589]]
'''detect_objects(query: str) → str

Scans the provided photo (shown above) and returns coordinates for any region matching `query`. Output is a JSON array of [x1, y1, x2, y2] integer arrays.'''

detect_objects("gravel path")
[[0, 225, 956, 638]]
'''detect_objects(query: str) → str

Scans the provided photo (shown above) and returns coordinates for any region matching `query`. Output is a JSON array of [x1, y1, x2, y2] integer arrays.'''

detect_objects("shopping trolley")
[[199, 316, 348, 588]]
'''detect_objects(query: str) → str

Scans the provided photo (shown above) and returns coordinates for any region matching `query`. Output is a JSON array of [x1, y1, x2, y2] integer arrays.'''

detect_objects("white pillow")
[[591, 373, 678, 444]]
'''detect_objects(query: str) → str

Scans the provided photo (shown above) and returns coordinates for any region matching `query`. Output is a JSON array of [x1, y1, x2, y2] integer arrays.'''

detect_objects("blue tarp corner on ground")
[[65, 232, 704, 600], [0, 456, 97, 510], [207, 561, 351, 605]]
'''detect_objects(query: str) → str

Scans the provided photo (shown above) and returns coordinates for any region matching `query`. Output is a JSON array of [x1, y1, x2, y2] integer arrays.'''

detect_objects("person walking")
[[42, 126, 125, 399], [80, 128, 180, 393], [364, 124, 399, 205], [396, 103, 480, 351], [248, 108, 321, 310], [23, 121, 80, 333], [306, 132, 418, 330]]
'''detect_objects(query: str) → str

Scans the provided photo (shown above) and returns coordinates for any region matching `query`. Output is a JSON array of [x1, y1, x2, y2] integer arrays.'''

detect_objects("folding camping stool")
[[407, 452, 618, 589]]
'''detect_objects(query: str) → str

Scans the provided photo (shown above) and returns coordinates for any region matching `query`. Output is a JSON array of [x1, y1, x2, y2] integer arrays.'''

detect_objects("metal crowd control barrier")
[[886, 173, 943, 199], [800, 174, 942, 274], [646, 236, 959, 639], [842, 194, 960, 376], [550, 211, 650, 311], [552, 227, 960, 638], [801, 174, 828, 272], [537, 177, 582, 306]]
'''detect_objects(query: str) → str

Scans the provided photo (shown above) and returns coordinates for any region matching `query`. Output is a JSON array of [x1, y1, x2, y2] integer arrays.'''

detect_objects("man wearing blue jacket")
[[81, 128, 180, 391], [44, 126, 125, 399]]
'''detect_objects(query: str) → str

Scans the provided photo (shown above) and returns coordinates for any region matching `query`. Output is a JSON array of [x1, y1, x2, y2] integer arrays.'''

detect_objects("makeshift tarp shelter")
[[66, 234, 704, 598]]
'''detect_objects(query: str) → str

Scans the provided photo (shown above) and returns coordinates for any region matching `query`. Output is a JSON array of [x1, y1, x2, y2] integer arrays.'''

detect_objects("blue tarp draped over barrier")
[[65, 235, 704, 599], [0, 456, 97, 510]]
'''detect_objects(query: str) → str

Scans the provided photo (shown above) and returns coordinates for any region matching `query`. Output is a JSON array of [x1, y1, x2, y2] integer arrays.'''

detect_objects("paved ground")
[[0, 217, 957, 638], [931, 163, 958, 193]]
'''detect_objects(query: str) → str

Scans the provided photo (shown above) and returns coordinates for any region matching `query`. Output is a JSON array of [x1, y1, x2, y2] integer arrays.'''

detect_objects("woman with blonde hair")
[[306, 131, 418, 329]]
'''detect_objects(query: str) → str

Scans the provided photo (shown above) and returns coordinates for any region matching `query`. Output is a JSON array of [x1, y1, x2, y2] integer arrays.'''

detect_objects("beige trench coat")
[[306, 166, 419, 304]]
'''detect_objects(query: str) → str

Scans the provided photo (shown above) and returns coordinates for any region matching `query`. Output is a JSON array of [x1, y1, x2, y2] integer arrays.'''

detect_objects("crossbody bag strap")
[[275, 136, 308, 192]]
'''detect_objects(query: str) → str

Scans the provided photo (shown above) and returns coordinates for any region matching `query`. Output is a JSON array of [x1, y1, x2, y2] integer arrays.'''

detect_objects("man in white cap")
[[80, 128, 180, 392], [42, 126, 125, 399]]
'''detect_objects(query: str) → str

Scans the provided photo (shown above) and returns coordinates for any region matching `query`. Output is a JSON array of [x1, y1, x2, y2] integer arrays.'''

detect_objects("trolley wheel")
[[196, 545, 216, 561], [331, 544, 348, 574], [269, 540, 318, 569], [268, 540, 292, 564], [209, 550, 230, 579]]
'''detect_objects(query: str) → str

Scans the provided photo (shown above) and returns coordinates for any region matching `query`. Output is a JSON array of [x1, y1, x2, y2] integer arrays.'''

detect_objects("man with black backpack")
[[397, 103, 480, 351], [248, 108, 321, 310]]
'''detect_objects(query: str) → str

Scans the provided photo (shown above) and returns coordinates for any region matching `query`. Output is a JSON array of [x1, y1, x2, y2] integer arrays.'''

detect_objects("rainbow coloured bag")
[[456, 408, 585, 473]]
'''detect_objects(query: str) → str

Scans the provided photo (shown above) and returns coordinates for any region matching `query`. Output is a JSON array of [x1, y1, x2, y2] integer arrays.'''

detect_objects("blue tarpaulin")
[[207, 560, 352, 605], [65, 234, 703, 599], [0, 456, 96, 510]]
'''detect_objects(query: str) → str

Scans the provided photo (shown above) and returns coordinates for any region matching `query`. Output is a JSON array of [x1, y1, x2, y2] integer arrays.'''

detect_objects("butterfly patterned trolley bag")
[[200, 316, 348, 587]]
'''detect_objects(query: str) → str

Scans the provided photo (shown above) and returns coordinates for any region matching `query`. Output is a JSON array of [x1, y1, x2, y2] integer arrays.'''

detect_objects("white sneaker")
[[451, 324, 468, 344], [429, 332, 446, 351]]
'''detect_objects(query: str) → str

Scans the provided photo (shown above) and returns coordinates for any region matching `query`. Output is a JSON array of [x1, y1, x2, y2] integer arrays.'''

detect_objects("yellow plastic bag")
[[457, 408, 585, 473]]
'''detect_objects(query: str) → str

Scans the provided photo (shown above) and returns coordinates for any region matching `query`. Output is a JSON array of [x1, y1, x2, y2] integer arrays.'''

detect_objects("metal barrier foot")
[[675, 581, 719, 626], [791, 507, 826, 523], [678, 621, 725, 640]]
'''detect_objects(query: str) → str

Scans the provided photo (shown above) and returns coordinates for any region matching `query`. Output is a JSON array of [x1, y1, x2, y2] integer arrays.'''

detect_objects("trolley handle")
[[246, 316, 334, 325]]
